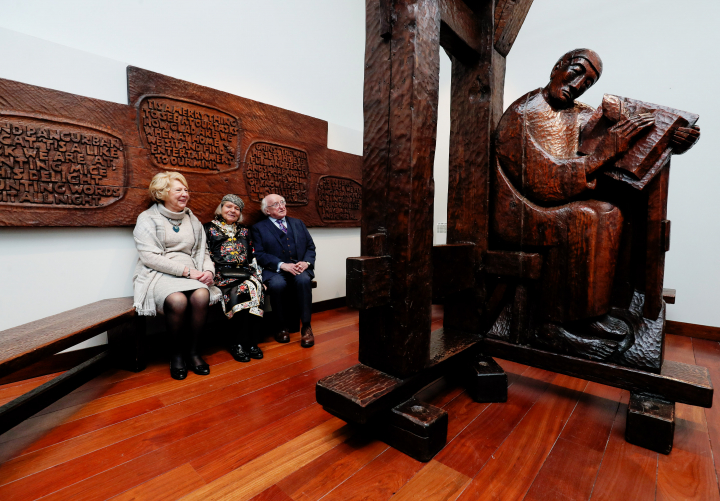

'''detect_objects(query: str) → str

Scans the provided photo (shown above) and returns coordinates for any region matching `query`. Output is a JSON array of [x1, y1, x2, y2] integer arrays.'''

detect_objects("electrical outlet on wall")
[[437, 222, 447, 233]]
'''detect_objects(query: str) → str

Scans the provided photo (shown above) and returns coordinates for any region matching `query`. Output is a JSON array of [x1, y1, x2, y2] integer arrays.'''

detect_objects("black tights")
[[164, 289, 209, 369], [228, 310, 263, 347]]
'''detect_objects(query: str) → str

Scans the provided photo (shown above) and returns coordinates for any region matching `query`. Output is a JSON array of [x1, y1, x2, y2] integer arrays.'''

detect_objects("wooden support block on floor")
[[376, 397, 448, 462], [464, 356, 507, 403], [317, 327, 481, 424], [626, 393, 675, 454]]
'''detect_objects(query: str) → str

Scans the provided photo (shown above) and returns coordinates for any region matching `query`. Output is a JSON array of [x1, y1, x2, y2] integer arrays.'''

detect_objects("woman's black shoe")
[[170, 365, 188, 380], [186, 354, 210, 375], [248, 345, 264, 359], [229, 345, 251, 363]]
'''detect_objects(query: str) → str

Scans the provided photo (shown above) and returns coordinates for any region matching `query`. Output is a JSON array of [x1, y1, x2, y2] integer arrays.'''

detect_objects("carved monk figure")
[[491, 49, 699, 362]]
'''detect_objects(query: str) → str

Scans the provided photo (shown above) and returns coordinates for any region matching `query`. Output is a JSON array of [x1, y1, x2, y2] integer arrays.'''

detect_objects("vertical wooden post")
[[359, 0, 441, 378], [444, 0, 505, 332]]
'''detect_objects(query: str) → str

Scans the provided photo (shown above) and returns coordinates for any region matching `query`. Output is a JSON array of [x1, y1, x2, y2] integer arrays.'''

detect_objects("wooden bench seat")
[[0, 297, 140, 435]]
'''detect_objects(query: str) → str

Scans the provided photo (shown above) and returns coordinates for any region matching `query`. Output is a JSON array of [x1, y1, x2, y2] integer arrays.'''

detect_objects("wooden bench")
[[0, 297, 143, 435]]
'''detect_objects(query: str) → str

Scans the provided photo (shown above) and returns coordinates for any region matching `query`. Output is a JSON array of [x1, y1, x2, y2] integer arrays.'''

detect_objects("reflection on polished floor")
[[0, 306, 718, 500]]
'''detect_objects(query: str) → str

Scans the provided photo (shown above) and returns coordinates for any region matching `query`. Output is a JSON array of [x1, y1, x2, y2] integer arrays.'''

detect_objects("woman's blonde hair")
[[148, 171, 189, 203]]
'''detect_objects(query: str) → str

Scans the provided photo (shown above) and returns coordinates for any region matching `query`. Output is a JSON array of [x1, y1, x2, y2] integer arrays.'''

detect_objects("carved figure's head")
[[544, 49, 602, 109]]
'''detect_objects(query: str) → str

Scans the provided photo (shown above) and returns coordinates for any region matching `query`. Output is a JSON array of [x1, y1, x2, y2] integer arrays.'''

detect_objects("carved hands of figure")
[[585, 113, 656, 175], [671, 125, 701, 154]]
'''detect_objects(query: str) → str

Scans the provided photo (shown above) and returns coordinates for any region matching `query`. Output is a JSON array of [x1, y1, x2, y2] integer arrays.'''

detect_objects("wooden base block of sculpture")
[[316, 328, 510, 461], [464, 355, 508, 403], [375, 398, 448, 462], [317, 327, 481, 424], [479, 338, 712, 407], [626, 393, 675, 454]]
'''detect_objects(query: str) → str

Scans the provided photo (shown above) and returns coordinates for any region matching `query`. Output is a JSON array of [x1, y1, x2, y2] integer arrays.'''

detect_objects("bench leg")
[[626, 392, 675, 454], [108, 316, 146, 372], [0, 352, 109, 436]]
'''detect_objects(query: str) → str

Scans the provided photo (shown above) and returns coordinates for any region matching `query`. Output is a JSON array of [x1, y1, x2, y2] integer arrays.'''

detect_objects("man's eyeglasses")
[[268, 200, 286, 209]]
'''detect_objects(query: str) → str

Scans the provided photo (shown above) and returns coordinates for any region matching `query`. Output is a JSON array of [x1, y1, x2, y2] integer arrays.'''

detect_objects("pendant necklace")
[[164, 215, 183, 232]]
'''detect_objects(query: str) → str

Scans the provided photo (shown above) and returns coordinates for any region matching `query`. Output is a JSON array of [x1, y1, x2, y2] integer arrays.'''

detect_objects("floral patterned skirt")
[[218, 275, 264, 319]]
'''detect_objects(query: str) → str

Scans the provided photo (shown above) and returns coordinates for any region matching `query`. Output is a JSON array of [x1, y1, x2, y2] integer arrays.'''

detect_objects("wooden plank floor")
[[1, 306, 719, 500]]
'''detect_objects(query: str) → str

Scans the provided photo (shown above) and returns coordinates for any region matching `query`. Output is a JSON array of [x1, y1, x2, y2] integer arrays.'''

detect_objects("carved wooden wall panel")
[[0, 67, 362, 227], [0, 79, 150, 226], [127, 66, 361, 228]]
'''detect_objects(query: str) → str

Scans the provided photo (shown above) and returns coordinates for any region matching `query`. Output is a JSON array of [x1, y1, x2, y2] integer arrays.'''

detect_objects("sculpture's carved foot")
[[580, 314, 630, 341], [537, 323, 619, 361], [564, 329, 619, 360]]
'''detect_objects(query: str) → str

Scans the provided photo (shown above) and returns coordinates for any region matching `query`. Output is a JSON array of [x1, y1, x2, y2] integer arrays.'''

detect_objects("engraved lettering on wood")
[[0, 116, 125, 208], [138, 97, 238, 172], [244, 142, 309, 205], [317, 176, 361, 222]]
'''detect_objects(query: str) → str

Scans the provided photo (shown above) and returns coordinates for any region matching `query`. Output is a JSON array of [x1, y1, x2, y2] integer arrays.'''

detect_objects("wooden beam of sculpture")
[[443, 0, 500, 333], [358, 0, 441, 378], [494, 0, 535, 56], [645, 163, 671, 319], [485, 250, 542, 280], [438, 0, 484, 60]]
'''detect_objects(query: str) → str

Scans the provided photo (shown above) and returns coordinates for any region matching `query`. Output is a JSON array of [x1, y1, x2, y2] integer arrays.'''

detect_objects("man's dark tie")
[[277, 219, 287, 234]]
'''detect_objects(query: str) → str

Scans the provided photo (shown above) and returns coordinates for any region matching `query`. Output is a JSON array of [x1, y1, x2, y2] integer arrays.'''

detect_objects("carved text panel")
[[317, 176, 361, 221], [139, 97, 238, 172], [244, 142, 309, 205], [0, 116, 125, 208]]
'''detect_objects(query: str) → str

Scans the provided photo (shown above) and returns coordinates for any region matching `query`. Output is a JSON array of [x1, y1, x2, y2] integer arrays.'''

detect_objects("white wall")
[[0, 2, 364, 349]]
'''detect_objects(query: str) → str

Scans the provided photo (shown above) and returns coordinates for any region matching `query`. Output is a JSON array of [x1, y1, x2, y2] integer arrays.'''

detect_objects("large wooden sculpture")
[[316, 0, 712, 460]]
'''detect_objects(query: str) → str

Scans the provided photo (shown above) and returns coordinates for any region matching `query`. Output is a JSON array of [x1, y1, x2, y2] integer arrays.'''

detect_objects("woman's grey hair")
[[215, 201, 244, 222]]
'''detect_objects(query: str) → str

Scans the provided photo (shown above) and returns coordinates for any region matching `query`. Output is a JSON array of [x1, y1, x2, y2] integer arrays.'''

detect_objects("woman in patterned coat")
[[204, 194, 266, 362]]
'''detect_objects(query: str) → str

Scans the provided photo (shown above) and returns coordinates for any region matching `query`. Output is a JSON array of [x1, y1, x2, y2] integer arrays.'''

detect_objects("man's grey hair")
[[261, 195, 285, 215]]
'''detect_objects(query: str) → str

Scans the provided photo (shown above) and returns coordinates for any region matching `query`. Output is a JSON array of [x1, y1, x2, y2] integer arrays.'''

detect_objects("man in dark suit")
[[251, 193, 316, 347]]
